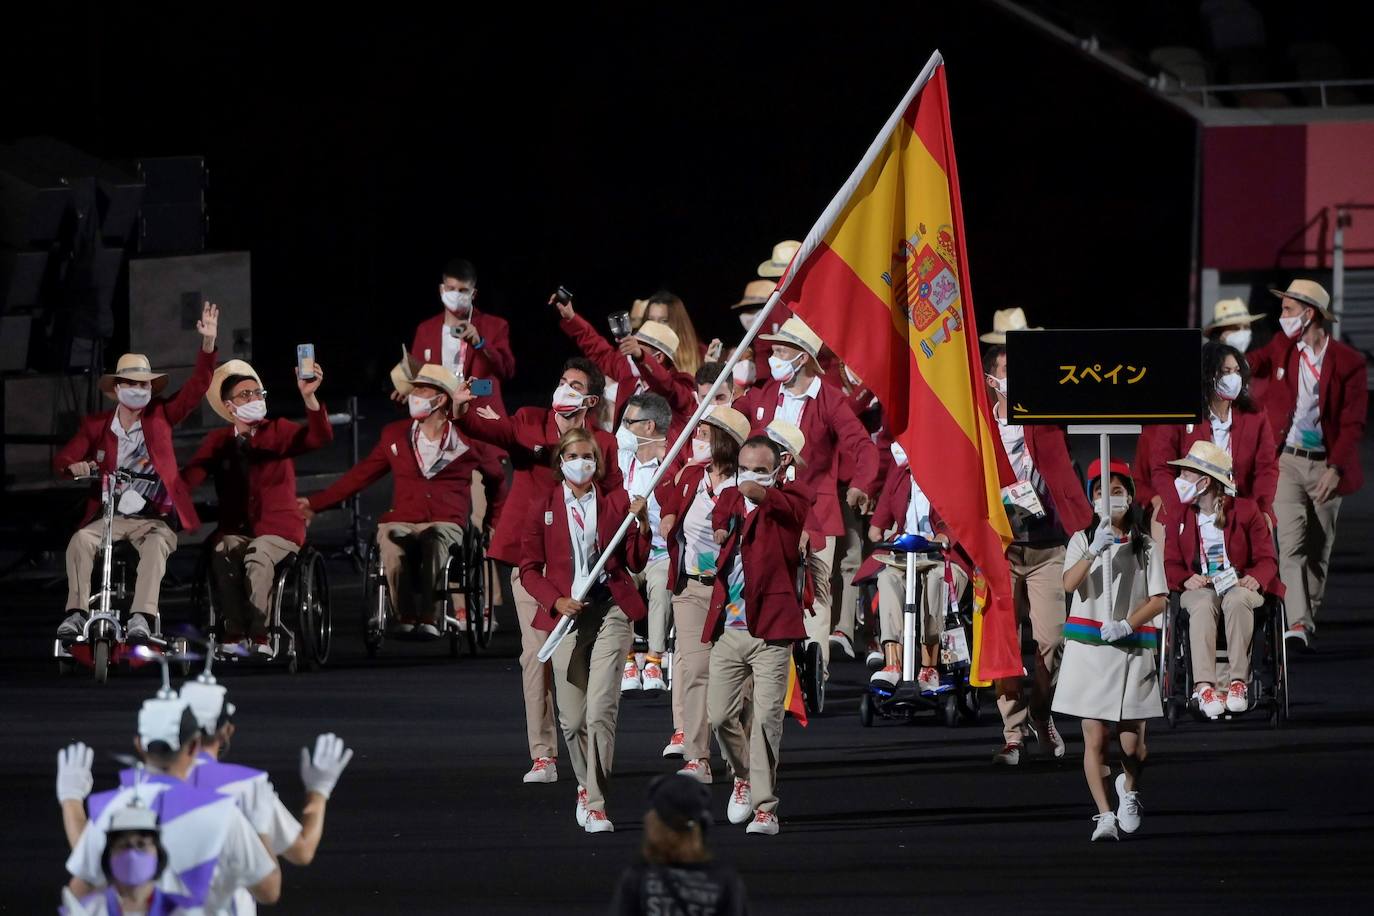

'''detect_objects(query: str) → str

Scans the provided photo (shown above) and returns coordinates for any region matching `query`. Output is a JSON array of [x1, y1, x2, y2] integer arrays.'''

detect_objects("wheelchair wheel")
[[800, 641, 825, 716], [296, 549, 331, 669], [941, 692, 960, 728], [957, 681, 981, 722], [192, 549, 220, 641], [362, 543, 387, 658], [859, 692, 874, 727], [476, 557, 496, 650], [92, 640, 110, 684], [458, 541, 481, 656]]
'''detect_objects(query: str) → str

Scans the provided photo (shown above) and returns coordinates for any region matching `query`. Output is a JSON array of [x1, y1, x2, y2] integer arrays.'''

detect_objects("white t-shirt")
[[563, 485, 599, 586], [110, 415, 168, 511], [1209, 409, 1233, 455], [775, 376, 821, 427], [1197, 512, 1229, 574], [903, 474, 934, 537], [440, 326, 468, 381], [1287, 339, 1326, 450], [722, 500, 757, 630], [618, 451, 666, 554], [682, 475, 734, 576]]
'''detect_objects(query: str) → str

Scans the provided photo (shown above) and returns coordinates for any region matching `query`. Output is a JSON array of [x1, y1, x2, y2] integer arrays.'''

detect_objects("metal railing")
[[1155, 77, 1374, 109]]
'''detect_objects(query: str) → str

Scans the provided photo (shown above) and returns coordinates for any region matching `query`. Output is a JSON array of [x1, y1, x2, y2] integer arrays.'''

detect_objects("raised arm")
[[163, 302, 220, 426], [306, 437, 391, 512]]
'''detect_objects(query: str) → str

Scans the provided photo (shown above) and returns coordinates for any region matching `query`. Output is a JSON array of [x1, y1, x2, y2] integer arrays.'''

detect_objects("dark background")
[[3, 2, 1197, 406]]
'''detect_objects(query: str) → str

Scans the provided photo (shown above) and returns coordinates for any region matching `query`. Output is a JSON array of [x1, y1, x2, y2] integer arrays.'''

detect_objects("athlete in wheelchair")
[[183, 357, 335, 669], [1161, 441, 1287, 724], [299, 364, 503, 656]]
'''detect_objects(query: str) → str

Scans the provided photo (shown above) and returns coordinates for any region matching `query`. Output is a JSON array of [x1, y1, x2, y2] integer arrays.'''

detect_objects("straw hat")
[[407, 364, 462, 401], [1167, 440, 1237, 495], [99, 354, 169, 399], [730, 279, 776, 311], [979, 307, 1042, 345], [390, 345, 424, 395], [759, 317, 826, 372], [757, 240, 801, 279], [764, 419, 808, 468], [208, 359, 261, 424], [635, 320, 680, 362], [1269, 279, 1334, 321], [1203, 297, 1265, 333], [702, 405, 750, 446]]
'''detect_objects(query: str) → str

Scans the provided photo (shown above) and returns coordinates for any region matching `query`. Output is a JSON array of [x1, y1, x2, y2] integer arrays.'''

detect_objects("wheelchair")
[[1159, 590, 1289, 729], [360, 522, 493, 659], [192, 541, 332, 674], [856, 536, 981, 729]]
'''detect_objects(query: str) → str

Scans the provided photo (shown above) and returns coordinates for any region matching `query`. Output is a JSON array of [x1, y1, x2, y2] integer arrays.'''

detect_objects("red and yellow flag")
[[784, 654, 809, 727], [775, 51, 1019, 682]]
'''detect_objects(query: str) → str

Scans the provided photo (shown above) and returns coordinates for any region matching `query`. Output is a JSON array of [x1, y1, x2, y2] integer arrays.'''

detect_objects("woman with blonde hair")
[[641, 291, 706, 376]]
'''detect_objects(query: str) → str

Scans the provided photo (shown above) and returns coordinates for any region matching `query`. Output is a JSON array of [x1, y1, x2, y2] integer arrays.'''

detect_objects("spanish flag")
[[785, 654, 809, 727], [775, 51, 1020, 682]]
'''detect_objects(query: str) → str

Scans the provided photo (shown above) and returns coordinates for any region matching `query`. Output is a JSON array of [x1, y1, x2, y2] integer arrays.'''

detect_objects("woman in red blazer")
[[1144, 341, 1278, 528], [702, 436, 813, 837], [519, 427, 650, 836], [1161, 441, 1279, 720]]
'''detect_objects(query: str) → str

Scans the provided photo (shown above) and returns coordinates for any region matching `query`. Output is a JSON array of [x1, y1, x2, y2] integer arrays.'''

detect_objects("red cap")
[[1087, 458, 1133, 484]]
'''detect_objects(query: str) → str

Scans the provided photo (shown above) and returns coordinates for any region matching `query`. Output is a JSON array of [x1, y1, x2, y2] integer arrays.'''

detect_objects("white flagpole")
[[536, 289, 786, 662]]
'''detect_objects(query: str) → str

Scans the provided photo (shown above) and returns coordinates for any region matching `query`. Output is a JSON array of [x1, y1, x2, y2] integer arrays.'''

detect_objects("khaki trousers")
[[1274, 453, 1342, 632], [996, 544, 1067, 744], [1181, 586, 1264, 686], [377, 521, 464, 625], [551, 602, 634, 814], [65, 518, 177, 616], [803, 536, 837, 674], [212, 534, 298, 638], [510, 574, 558, 762], [708, 628, 790, 813], [637, 554, 672, 656], [877, 562, 969, 645], [834, 498, 866, 639], [669, 579, 714, 759]]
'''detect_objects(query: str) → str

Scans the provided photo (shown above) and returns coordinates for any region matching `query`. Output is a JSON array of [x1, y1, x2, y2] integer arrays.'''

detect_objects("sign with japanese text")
[[1004, 329, 1201, 425]]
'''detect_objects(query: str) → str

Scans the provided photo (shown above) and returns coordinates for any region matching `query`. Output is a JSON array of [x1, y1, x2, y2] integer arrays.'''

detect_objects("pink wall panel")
[[1304, 122, 1374, 269], [1202, 125, 1307, 272]]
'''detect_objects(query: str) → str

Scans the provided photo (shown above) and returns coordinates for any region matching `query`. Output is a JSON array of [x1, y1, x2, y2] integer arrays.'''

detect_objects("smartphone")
[[552, 285, 574, 306], [607, 310, 632, 339], [296, 344, 316, 380], [468, 378, 493, 397]]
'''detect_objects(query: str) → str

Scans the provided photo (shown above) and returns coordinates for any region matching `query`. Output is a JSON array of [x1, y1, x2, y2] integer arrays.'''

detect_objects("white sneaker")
[[992, 742, 1022, 766], [661, 731, 685, 758], [574, 786, 588, 827], [1225, 680, 1250, 714], [1114, 774, 1142, 834], [522, 757, 558, 784], [621, 660, 641, 692], [1194, 684, 1225, 719], [829, 631, 855, 659], [1284, 623, 1310, 649], [865, 647, 884, 670], [745, 810, 779, 835], [393, 621, 415, 635], [584, 809, 614, 834], [916, 666, 941, 693], [869, 665, 900, 688], [1091, 812, 1119, 841], [727, 778, 753, 824], [677, 759, 712, 784], [641, 661, 666, 692], [416, 623, 441, 639]]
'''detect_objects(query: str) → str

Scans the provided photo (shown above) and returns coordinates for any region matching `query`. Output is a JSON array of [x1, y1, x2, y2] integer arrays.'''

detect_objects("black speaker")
[[0, 315, 32, 371], [0, 247, 51, 312], [0, 145, 71, 247], [12, 137, 144, 244], [135, 157, 206, 255], [129, 252, 251, 367]]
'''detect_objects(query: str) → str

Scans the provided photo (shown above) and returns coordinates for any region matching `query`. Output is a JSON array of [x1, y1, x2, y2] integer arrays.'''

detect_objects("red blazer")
[[1248, 332, 1368, 495], [1163, 496, 1280, 596], [458, 405, 623, 566], [307, 418, 504, 527], [852, 469, 968, 584], [559, 314, 697, 425], [411, 308, 516, 414], [1144, 410, 1279, 524], [182, 407, 334, 546], [519, 485, 650, 632], [702, 480, 813, 643], [54, 347, 217, 530], [735, 378, 880, 537], [994, 423, 1094, 536]]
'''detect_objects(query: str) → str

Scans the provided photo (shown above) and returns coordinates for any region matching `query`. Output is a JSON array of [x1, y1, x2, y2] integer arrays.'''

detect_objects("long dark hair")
[[1202, 340, 1256, 414], [1083, 472, 1149, 561]]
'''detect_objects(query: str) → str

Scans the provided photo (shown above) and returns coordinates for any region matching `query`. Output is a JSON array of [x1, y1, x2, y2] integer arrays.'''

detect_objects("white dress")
[[1052, 531, 1166, 722]]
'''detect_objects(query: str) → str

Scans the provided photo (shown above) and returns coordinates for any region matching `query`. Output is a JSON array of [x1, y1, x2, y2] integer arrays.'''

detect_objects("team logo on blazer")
[[390, 443, 399, 455], [95, 450, 105, 462], [544, 511, 554, 526]]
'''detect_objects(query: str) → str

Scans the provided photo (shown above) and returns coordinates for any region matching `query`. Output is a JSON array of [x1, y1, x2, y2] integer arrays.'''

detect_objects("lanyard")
[[412, 422, 451, 470], [1298, 348, 1322, 391]]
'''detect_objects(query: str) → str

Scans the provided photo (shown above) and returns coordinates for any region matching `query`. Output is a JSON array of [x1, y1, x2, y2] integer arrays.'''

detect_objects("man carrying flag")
[[766, 50, 1023, 699]]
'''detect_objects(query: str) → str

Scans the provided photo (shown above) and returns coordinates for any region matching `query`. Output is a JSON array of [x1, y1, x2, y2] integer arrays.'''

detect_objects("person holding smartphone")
[[181, 354, 333, 656]]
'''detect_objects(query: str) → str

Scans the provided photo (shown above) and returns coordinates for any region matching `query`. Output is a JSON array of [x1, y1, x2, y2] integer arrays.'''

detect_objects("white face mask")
[[441, 289, 474, 313], [552, 383, 589, 415], [737, 311, 757, 332], [737, 469, 775, 489], [768, 353, 803, 383], [1279, 314, 1305, 339], [691, 437, 712, 464], [408, 394, 438, 419], [1222, 328, 1252, 352], [986, 374, 1007, 398], [561, 457, 596, 485], [1174, 477, 1198, 506], [1109, 494, 1131, 517], [890, 442, 908, 468], [233, 399, 268, 424], [117, 386, 152, 410], [1216, 373, 1243, 401], [731, 360, 756, 387]]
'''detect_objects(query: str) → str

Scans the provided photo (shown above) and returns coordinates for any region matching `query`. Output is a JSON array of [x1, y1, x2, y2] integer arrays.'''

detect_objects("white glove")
[[1088, 521, 1116, 557], [57, 742, 95, 803], [300, 733, 353, 800], [1100, 619, 1133, 643]]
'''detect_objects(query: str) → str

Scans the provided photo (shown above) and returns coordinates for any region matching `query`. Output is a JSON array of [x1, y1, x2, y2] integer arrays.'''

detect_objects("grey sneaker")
[[416, 623, 441, 640], [1091, 812, 1119, 841], [993, 742, 1022, 766], [125, 613, 153, 643], [1114, 773, 1142, 834], [57, 611, 88, 640]]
